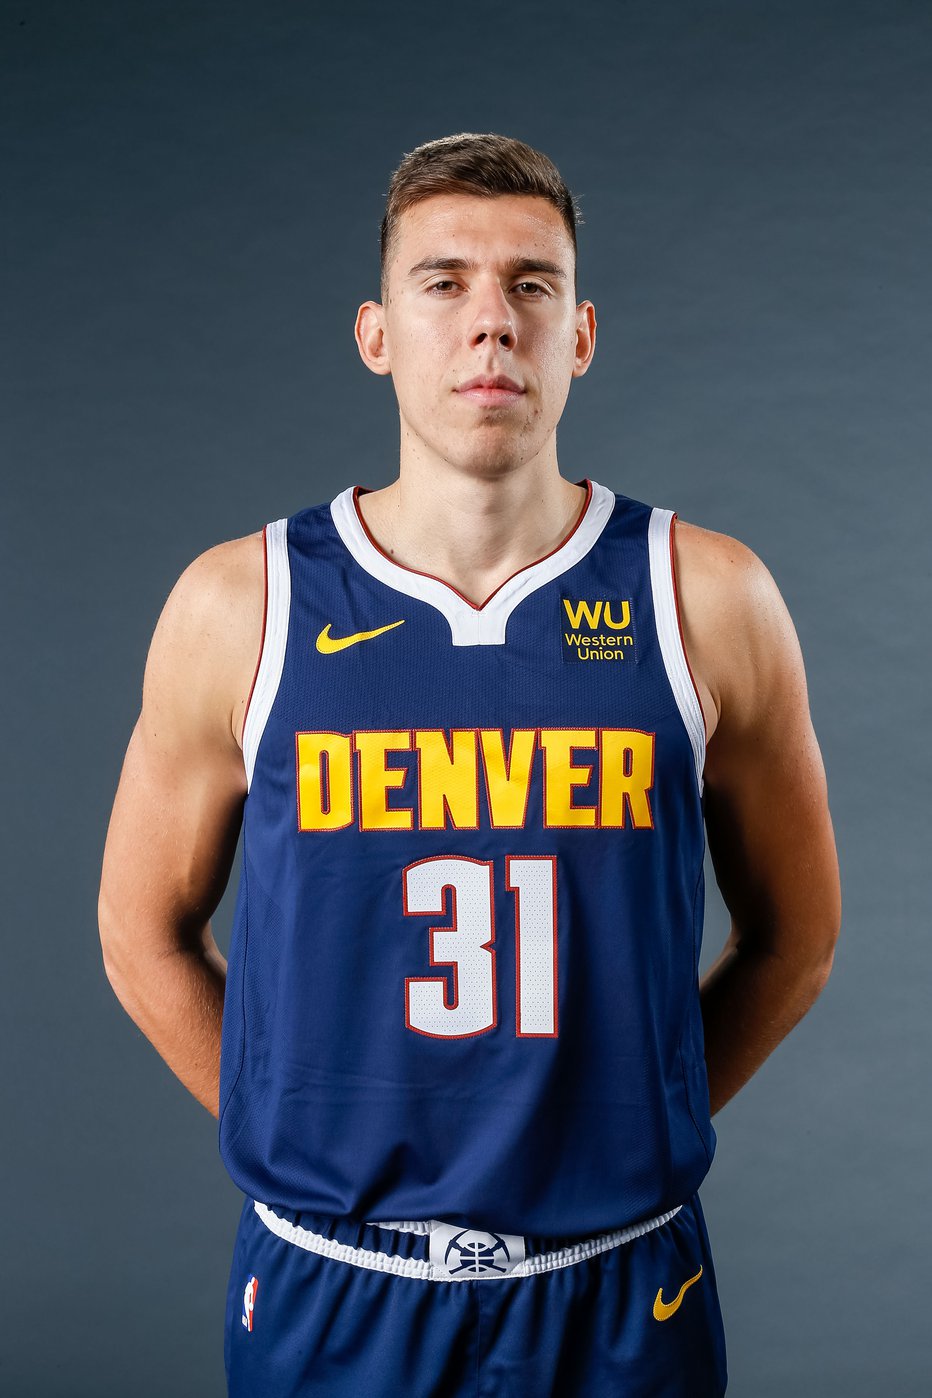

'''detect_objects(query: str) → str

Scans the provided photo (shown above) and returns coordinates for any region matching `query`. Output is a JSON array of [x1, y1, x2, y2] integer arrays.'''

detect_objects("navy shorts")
[[224, 1194, 727, 1396]]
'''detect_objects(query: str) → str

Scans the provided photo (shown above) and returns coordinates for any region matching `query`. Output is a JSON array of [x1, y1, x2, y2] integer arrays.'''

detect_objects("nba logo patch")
[[242, 1275, 259, 1330]]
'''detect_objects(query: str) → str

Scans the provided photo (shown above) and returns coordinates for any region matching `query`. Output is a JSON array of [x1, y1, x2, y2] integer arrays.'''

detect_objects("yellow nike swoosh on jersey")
[[652, 1266, 703, 1321], [315, 620, 405, 654]]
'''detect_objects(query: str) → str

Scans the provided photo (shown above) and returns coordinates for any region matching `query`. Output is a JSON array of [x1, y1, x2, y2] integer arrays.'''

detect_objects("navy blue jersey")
[[218, 479, 714, 1236]]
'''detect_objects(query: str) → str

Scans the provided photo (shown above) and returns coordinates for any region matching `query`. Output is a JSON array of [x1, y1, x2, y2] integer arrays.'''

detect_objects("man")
[[99, 132, 840, 1396]]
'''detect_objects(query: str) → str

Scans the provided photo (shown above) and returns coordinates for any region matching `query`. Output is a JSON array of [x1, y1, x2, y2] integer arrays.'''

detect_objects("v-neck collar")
[[329, 478, 616, 646]]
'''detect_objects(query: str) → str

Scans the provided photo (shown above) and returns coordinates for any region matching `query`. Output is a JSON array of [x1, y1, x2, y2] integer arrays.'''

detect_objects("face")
[[355, 193, 596, 479]]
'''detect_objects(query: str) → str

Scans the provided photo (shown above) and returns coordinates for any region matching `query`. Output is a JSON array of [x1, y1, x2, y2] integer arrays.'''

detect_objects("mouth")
[[455, 374, 526, 406]]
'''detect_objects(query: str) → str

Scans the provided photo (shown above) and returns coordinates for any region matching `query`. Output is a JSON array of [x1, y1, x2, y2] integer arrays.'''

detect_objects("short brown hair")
[[380, 132, 583, 296]]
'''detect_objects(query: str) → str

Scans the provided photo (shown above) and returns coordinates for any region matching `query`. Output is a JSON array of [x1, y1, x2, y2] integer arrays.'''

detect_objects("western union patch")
[[561, 597, 637, 663]]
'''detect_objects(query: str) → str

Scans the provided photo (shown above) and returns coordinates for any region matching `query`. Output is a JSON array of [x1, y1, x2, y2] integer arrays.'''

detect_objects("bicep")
[[99, 547, 256, 971], [701, 560, 840, 964], [100, 720, 245, 966]]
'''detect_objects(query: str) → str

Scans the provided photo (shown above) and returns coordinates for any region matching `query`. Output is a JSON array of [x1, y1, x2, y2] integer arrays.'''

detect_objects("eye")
[[514, 281, 546, 296], [428, 280, 458, 294]]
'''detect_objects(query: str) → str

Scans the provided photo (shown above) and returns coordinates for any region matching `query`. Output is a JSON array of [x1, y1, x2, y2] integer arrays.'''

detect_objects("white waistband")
[[252, 1201, 683, 1283]]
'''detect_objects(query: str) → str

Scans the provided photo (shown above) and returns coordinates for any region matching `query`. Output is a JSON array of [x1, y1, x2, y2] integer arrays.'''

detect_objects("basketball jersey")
[[218, 478, 715, 1237]]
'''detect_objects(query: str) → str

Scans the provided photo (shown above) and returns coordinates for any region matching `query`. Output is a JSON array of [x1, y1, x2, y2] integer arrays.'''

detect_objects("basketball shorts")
[[224, 1192, 727, 1396]]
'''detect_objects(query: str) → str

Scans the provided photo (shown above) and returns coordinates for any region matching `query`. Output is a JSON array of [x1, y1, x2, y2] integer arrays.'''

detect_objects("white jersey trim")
[[647, 508, 706, 793], [329, 480, 616, 646], [242, 518, 291, 792], [253, 1200, 682, 1282]]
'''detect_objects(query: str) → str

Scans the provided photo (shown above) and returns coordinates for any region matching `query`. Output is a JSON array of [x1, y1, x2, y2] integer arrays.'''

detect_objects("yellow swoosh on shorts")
[[652, 1266, 703, 1321]]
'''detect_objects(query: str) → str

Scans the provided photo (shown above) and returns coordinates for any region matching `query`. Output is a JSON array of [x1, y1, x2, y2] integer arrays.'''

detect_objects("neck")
[[356, 459, 588, 606]]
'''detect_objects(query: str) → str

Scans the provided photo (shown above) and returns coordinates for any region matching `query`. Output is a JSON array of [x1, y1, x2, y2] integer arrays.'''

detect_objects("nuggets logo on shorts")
[[428, 1223, 527, 1279], [447, 1230, 511, 1276], [241, 1274, 258, 1330]]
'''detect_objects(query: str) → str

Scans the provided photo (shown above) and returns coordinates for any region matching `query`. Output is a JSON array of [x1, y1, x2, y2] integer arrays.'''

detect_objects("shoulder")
[[166, 529, 265, 609], [672, 517, 779, 622], [152, 531, 265, 670], [144, 530, 266, 751], [671, 517, 806, 745]]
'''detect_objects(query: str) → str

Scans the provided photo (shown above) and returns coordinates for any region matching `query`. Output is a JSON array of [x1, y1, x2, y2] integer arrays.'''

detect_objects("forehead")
[[392, 193, 573, 275]]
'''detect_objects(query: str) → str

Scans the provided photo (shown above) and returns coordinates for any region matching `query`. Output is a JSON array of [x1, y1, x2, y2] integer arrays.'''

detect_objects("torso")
[[217, 481, 715, 1231]]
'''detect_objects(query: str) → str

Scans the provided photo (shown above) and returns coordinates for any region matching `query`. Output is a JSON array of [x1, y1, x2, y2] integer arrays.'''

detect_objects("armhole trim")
[[242, 518, 291, 791], [240, 526, 269, 750], [647, 508, 706, 793]]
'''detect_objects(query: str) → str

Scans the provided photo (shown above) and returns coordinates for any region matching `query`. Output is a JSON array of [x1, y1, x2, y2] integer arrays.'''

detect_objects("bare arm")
[[98, 533, 265, 1117], [675, 522, 842, 1115]]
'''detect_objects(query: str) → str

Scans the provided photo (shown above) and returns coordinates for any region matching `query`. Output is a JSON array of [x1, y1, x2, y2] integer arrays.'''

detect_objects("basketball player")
[[98, 133, 841, 1396]]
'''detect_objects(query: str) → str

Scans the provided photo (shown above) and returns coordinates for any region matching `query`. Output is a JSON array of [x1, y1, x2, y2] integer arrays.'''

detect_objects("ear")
[[355, 301, 393, 377], [571, 301, 597, 378]]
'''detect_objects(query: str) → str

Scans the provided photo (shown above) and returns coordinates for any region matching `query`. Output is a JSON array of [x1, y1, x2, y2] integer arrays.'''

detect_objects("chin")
[[447, 451, 529, 481], [441, 429, 547, 479]]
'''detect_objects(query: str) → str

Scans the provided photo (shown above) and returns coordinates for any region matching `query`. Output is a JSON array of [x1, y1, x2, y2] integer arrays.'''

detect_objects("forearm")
[[699, 934, 833, 1115], [104, 935, 227, 1118]]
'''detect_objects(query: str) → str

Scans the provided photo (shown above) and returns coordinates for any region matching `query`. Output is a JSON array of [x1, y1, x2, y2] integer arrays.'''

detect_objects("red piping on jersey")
[[668, 514, 707, 741], [352, 479, 594, 612], [241, 524, 270, 750]]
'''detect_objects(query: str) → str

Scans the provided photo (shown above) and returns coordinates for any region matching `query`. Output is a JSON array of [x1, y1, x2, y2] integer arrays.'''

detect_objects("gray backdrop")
[[3, 1, 930, 1394]]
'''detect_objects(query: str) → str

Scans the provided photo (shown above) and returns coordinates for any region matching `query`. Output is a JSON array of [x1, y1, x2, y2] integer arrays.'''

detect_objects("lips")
[[456, 374, 526, 408], [458, 374, 524, 393]]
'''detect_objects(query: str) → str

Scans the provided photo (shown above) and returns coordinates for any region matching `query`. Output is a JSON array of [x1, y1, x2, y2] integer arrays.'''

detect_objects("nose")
[[468, 280, 516, 349]]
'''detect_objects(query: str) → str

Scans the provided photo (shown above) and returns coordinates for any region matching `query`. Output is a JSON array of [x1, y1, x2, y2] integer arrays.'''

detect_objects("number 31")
[[402, 855, 558, 1040]]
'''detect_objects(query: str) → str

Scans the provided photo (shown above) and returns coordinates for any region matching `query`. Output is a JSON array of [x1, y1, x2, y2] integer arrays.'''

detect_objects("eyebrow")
[[406, 255, 568, 282]]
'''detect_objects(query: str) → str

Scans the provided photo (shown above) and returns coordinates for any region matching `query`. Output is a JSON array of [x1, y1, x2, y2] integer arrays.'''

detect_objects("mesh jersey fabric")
[[218, 479, 715, 1236]]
